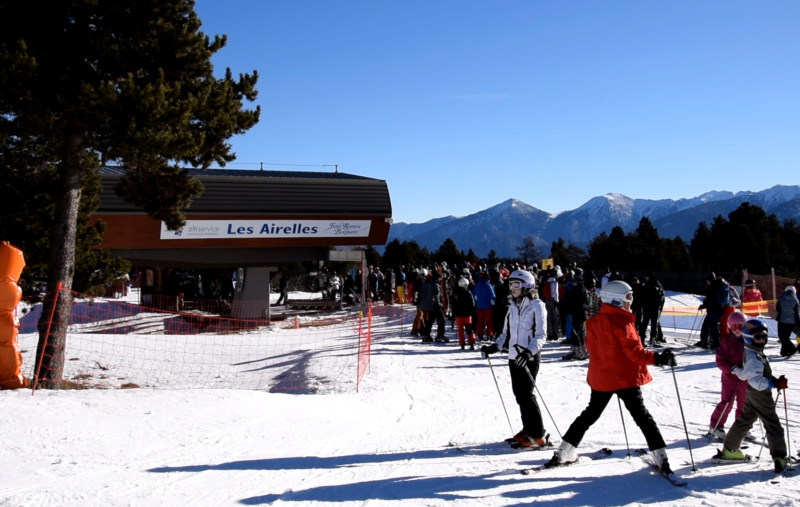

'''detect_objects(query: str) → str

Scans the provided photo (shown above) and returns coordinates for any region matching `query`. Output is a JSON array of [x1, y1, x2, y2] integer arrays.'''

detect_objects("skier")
[[480, 269, 549, 448], [545, 280, 678, 476], [451, 277, 477, 350], [741, 279, 763, 316], [774, 285, 800, 357], [718, 318, 789, 473], [420, 270, 447, 343], [708, 311, 748, 439], [562, 270, 589, 360], [695, 272, 725, 350]]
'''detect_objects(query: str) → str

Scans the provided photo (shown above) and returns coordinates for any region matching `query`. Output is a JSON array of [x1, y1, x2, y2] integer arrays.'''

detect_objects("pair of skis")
[[519, 447, 687, 487]]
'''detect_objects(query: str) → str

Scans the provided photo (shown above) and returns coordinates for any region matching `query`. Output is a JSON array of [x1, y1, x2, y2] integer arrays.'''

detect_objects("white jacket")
[[495, 295, 547, 360]]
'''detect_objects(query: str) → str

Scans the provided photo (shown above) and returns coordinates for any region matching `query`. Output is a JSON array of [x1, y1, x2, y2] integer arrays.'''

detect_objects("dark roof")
[[98, 166, 392, 216]]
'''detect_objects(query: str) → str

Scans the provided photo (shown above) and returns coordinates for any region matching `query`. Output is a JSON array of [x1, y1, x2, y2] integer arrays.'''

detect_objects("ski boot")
[[545, 441, 578, 468]]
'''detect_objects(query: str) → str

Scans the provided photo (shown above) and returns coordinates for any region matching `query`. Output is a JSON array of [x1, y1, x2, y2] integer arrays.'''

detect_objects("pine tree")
[[0, 1, 259, 387]]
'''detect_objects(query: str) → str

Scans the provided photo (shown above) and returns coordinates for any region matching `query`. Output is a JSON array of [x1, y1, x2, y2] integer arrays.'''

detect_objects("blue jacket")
[[472, 279, 496, 310]]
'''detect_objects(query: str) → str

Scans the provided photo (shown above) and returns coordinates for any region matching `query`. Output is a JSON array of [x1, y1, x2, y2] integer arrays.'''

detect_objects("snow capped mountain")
[[386, 185, 800, 258]]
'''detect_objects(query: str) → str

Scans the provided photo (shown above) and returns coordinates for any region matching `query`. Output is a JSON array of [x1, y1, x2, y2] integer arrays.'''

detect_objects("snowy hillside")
[[2, 293, 800, 506]]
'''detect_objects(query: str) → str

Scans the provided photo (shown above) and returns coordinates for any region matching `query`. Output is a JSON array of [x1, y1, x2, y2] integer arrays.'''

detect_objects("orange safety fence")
[[662, 300, 773, 318], [16, 285, 415, 393]]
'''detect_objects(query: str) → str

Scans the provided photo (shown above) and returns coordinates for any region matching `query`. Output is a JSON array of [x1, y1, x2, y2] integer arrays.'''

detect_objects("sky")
[[3, 291, 800, 505], [192, 1, 800, 224]]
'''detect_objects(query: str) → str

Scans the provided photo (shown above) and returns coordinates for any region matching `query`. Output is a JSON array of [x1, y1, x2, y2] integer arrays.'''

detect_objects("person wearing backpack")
[[696, 272, 726, 350]]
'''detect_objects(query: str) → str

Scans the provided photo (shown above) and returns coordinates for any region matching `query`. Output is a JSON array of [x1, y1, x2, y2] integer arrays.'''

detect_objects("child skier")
[[480, 269, 549, 448], [708, 311, 748, 439], [718, 318, 789, 473], [545, 280, 678, 476]]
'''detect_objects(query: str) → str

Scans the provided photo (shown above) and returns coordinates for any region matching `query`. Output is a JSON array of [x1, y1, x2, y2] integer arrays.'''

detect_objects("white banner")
[[161, 220, 372, 240]]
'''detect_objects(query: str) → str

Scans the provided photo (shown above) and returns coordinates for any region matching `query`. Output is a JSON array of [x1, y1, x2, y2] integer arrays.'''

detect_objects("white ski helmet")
[[508, 269, 536, 290], [598, 280, 633, 309], [418, 268, 428, 278], [457, 277, 469, 288]]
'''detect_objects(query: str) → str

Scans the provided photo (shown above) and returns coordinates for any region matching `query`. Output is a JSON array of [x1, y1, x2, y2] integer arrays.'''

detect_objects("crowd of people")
[[372, 261, 797, 478]]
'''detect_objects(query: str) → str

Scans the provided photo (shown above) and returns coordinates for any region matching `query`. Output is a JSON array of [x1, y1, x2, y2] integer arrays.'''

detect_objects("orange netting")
[[16, 287, 409, 394]]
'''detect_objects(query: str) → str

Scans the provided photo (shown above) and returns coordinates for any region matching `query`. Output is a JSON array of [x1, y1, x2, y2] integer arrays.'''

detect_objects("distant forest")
[[372, 202, 800, 278]]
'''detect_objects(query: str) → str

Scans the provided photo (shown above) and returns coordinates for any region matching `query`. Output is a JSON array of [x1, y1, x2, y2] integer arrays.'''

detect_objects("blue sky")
[[194, 1, 799, 224]]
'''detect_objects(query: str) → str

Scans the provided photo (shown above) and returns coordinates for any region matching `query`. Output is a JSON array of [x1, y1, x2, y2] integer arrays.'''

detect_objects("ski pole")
[[784, 388, 793, 471], [486, 356, 515, 437], [687, 309, 701, 344], [670, 363, 697, 471], [757, 390, 781, 462], [709, 381, 742, 439], [617, 395, 631, 457], [514, 344, 562, 439]]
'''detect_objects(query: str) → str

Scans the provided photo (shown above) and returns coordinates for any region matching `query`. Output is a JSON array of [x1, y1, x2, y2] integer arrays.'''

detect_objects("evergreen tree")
[[433, 238, 460, 268], [516, 236, 540, 267], [0, 1, 259, 387]]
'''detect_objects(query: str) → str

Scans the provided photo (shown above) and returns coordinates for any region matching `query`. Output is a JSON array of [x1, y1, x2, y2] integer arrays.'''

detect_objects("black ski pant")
[[509, 354, 545, 439], [424, 305, 446, 339], [700, 311, 722, 349], [640, 308, 660, 346], [563, 387, 667, 451], [777, 323, 798, 357]]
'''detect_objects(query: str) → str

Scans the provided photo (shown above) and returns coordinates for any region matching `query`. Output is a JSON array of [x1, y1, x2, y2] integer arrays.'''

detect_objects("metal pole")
[[617, 395, 632, 457], [709, 381, 742, 438], [784, 388, 793, 471], [671, 364, 697, 471], [486, 356, 515, 437]]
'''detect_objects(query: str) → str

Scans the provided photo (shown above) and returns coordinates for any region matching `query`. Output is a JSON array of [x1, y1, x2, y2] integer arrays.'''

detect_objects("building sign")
[[160, 220, 372, 240]]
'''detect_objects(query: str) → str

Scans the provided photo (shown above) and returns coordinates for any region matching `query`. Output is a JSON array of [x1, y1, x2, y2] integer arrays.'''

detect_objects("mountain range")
[[386, 185, 800, 258]]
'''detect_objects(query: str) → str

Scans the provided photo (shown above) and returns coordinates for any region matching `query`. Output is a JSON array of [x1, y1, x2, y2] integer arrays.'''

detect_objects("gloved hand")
[[480, 343, 499, 358], [772, 375, 788, 390], [730, 365, 747, 381], [654, 348, 677, 367], [514, 347, 534, 368]]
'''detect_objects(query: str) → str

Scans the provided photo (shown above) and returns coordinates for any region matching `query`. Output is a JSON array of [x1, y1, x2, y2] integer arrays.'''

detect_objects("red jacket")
[[586, 303, 656, 392]]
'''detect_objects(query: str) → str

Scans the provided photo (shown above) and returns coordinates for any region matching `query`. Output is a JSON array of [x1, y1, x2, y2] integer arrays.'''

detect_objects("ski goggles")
[[508, 281, 523, 291], [752, 331, 768, 341]]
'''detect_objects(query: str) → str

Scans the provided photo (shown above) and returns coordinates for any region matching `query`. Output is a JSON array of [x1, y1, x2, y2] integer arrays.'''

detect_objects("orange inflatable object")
[[0, 242, 28, 389]]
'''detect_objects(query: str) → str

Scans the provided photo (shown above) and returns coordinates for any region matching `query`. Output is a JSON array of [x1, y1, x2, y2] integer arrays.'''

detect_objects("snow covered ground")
[[2, 293, 799, 506]]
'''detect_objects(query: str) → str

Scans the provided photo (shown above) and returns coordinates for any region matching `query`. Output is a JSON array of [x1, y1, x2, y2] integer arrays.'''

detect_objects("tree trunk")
[[35, 131, 83, 389]]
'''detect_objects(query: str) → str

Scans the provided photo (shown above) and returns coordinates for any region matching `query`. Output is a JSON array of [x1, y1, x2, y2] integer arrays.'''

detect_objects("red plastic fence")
[[17, 287, 389, 394]]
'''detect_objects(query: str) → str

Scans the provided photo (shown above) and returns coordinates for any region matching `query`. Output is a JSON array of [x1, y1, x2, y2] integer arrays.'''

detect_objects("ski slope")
[[1, 293, 799, 506]]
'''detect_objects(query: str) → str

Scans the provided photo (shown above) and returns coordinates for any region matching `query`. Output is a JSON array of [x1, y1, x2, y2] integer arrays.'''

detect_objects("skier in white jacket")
[[481, 269, 549, 448]]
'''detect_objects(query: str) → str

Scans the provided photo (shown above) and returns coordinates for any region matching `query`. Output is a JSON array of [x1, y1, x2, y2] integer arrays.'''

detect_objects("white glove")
[[731, 366, 747, 381]]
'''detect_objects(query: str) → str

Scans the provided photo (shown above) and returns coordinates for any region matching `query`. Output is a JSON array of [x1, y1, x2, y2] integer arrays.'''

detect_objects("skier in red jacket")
[[546, 280, 678, 477]]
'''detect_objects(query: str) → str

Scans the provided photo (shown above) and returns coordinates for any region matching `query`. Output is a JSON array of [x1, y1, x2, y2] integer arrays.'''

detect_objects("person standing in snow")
[[546, 280, 678, 476], [741, 279, 763, 316], [562, 270, 589, 360], [774, 286, 800, 357], [543, 268, 561, 341], [472, 271, 496, 341], [480, 269, 549, 448], [452, 277, 477, 350], [708, 311, 749, 440], [640, 271, 665, 348], [696, 272, 725, 350], [718, 318, 789, 473], [420, 270, 448, 343]]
